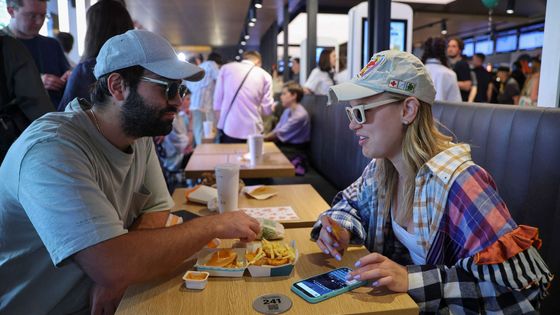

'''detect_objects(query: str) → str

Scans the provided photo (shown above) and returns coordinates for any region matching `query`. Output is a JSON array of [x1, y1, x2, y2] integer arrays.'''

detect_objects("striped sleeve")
[[408, 248, 552, 314]]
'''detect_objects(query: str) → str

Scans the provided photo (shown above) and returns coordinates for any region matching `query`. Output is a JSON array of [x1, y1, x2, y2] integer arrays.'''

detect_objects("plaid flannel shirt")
[[311, 144, 553, 314]]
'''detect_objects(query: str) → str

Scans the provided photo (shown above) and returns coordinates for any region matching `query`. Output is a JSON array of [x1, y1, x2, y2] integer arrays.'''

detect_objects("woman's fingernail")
[[353, 274, 361, 280], [372, 281, 379, 287], [336, 254, 341, 261], [346, 274, 352, 279], [324, 249, 330, 254], [333, 242, 339, 248], [354, 261, 361, 267], [326, 226, 332, 233]]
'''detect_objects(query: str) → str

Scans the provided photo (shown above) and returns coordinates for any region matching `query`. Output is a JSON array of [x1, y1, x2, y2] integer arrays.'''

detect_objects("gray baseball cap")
[[328, 50, 435, 105], [94, 30, 204, 81]]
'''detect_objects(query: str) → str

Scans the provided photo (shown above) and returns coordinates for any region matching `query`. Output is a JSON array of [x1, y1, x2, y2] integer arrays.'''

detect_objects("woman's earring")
[[402, 120, 409, 125]]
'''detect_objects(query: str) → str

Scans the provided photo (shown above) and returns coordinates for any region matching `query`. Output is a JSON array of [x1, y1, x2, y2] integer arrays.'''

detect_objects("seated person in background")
[[156, 89, 194, 190], [496, 66, 520, 105], [0, 30, 260, 314], [264, 81, 310, 148], [312, 50, 552, 314]]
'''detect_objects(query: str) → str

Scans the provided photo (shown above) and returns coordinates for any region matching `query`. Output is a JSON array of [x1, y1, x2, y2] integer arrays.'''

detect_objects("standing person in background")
[[55, 32, 76, 68], [496, 66, 520, 105], [304, 48, 336, 95], [1, 35, 54, 163], [2, 0, 71, 108], [186, 52, 221, 145], [471, 53, 491, 103], [421, 37, 461, 102], [214, 50, 274, 143], [290, 57, 300, 83], [58, 0, 134, 111], [518, 57, 540, 107], [447, 37, 476, 102], [511, 54, 530, 90]]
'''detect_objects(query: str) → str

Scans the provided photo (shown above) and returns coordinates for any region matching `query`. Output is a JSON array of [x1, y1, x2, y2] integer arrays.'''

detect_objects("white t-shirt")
[[304, 67, 335, 95], [424, 58, 462, 102], [0, 99, 173, 314]]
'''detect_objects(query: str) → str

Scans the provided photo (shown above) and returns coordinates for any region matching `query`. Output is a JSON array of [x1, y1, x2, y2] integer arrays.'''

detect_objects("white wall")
[[277, 13, 349, 47]]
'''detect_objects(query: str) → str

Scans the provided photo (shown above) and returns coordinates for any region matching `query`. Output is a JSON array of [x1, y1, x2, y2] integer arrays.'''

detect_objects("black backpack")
[[0, 36, 33, 164]]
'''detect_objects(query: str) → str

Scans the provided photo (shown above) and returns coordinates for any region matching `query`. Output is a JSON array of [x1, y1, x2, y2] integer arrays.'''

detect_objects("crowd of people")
[[0, 0, 552, 314], [420, 36, 541, 106]]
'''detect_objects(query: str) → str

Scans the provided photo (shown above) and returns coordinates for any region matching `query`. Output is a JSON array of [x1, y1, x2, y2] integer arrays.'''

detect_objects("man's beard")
[[120, 88, 176, 138]]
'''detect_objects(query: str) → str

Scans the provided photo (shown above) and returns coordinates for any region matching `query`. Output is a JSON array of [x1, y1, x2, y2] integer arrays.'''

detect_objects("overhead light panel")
[[254, 0, 263, 9], [506, 0, 515, 14], [240, 40, 247, 46]]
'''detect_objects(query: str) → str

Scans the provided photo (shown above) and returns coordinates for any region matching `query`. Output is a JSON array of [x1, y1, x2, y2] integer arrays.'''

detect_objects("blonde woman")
[[311, 50, 552, 314]]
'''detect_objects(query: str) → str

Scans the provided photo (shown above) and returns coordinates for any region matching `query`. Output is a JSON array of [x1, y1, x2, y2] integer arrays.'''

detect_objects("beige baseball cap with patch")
[[328, 50, 436, 105]]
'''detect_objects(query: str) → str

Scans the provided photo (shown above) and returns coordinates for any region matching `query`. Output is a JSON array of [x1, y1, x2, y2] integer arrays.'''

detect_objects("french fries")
[[246, 239, 296, 266]]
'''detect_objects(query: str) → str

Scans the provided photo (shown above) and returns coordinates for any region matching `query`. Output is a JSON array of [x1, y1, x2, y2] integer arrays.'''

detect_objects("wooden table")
[[115, 228, 419, 315], [185, 143, 294, 179], [172, 184, 330, 228]]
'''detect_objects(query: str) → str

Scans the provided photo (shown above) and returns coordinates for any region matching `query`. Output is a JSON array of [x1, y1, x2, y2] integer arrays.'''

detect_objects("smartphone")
[[291, 267, 365, 303], [173, 210, 200, 222]]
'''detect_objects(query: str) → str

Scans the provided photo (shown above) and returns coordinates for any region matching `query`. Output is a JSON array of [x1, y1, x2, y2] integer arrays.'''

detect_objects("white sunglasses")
[[345, 98, 402, 124]]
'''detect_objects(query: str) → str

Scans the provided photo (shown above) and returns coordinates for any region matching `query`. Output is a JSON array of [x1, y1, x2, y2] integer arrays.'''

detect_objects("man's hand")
[[90, 283, 126, 315], [61, 70, 72, 81], [211, 211, 260, 242], [41, 74, 66, 91], [316, 216, 350, 261], [348, 252, 408, 293]]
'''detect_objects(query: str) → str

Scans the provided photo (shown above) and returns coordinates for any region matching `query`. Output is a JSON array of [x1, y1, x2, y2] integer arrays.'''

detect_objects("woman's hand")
[[348, 253, 408, 293], [316, 216, 350, 261]]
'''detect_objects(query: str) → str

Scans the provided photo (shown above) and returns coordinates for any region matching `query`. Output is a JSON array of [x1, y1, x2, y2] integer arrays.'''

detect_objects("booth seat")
[[297, 95, 560, 314]]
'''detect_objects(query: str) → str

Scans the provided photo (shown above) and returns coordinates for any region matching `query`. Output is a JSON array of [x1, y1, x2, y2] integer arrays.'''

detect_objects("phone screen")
[[293, 268, 360, 298]]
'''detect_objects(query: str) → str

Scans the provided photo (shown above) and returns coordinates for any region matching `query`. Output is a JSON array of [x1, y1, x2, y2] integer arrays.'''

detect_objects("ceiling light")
[[248, 21, 255, 27], [235, 55, 241, 61], [241, 40, 247, 46], [238, 49, 244, 54], [440, 20, 447, 35], [254, 0, 262, 9], [506, 0, 515, 14], [244, 34, 250, 40], [249, 7, 257, 22]]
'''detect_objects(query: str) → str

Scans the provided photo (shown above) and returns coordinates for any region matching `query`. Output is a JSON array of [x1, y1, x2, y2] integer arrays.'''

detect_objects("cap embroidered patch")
[[388, 79, 415, 93], [357, 54, 386, 79]]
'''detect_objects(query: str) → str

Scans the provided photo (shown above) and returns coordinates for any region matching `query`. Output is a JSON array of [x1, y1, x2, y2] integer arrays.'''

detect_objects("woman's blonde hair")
[[376, 97, 453, 226]]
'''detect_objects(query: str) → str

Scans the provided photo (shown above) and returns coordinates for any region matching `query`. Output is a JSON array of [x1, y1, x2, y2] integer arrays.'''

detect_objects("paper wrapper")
[[243, 185, 277, 200]]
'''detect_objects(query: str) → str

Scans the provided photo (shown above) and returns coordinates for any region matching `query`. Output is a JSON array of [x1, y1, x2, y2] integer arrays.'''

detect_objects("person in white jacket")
[[421, 37, 462, 102]]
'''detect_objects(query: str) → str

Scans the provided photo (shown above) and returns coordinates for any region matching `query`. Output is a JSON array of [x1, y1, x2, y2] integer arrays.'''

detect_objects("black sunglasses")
[[141, 76, 187, 100]]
